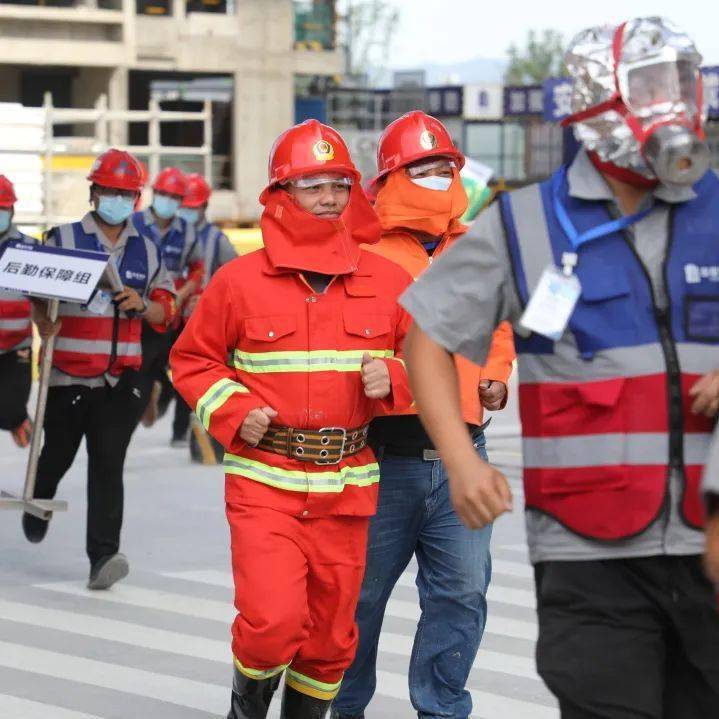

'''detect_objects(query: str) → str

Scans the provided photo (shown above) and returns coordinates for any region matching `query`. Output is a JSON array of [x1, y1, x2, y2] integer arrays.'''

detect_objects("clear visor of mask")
[[619, 59, 699, 119], [285, 174, 354, 190], [406, 159, 457, 178]]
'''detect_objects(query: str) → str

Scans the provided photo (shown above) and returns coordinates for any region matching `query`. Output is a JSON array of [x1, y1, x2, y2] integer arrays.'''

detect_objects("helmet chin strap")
[[586, 151, 659, 189]]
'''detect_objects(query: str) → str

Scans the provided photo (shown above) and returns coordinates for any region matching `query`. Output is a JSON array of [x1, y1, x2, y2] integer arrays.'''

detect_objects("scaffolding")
[[0, 92, 213, 230]]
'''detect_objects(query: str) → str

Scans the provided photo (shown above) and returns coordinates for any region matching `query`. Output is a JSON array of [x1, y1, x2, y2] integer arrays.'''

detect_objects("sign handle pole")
[[22, 298, 59, 508]]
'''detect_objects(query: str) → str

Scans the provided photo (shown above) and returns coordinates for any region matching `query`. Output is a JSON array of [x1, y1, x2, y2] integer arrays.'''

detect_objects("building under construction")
[[0, 0, 341, 224]]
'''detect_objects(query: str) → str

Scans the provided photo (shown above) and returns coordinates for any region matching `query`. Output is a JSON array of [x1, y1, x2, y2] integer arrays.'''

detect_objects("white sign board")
[[0, 244, 113, 304], [463, 83, 504, 120]]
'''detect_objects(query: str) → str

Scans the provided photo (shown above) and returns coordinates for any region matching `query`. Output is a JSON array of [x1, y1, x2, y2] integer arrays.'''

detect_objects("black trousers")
[[0, 349, 32, 430], [535, 555, 719, 719], [135, 322, 177, 423], [172, 392, 192, 439], [34, 373, 145, 565]]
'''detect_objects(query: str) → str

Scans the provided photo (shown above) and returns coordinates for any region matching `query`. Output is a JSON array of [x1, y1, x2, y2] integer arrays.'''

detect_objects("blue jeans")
[[334, 434, 492, 719]]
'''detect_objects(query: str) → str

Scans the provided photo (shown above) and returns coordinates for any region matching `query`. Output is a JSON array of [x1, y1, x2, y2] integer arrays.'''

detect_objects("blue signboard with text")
[[503, 85, 544, 117]]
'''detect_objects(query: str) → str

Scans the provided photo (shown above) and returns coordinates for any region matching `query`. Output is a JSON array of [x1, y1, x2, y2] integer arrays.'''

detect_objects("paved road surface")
[[0, 376, 559, 718]]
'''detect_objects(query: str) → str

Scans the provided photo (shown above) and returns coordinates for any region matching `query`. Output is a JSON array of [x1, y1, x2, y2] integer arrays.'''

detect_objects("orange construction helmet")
[[153, 167, 187, 197], [87, 149, 144, 192], [260, 119, 360, 203], [371, 111, 465, 191], [183, 173, 212, 208], [0, 175, 18, 208]]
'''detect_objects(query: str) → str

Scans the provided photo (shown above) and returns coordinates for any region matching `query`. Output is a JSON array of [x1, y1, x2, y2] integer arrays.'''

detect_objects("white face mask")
[[411, 175, 453, 192]]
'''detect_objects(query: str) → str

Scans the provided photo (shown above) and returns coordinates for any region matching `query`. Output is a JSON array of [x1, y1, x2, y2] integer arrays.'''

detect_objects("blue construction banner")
[[702, 67, 719, 119], [543, 77, 574, 122]]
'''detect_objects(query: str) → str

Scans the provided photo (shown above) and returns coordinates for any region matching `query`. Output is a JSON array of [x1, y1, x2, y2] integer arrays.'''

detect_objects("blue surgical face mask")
[[97, 195, 135, 226], [177, 207, 200, 225], [411, 175, 453, 192], [153, 194, 181, 220], [0, 209, 11, 235]]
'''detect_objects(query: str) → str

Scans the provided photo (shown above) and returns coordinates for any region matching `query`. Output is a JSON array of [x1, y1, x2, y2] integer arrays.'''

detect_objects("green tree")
[[337, 0, 400, 80], [505, 29, 568, 84]]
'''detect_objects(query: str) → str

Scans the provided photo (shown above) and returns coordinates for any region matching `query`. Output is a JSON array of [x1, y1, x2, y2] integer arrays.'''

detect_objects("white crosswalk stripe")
[[0, 695, 104, 719], [0, 544, 557, 719]]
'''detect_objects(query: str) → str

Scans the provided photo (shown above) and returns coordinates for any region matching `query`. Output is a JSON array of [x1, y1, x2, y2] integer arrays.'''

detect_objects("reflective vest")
[[500, 167, 719, 540], [0, 230, 36, 353], [132, 210, 197, 282], [198, 221, 224, 287], [51, 222, 161, 378]]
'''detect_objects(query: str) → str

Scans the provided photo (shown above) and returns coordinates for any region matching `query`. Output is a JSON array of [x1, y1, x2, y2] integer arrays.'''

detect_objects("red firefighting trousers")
[[227, 501, 370, 699]]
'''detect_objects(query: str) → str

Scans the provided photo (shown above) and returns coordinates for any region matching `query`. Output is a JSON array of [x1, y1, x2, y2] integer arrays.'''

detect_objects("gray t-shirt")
[[400, 149, 705, 563]]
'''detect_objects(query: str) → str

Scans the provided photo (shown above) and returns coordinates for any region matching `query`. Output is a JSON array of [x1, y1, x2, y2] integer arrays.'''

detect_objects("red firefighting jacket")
[[170, 247, 414, 517]]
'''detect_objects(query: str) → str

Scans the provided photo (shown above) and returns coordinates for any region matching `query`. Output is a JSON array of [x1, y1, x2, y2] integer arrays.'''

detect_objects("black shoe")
[[281, 683, 332, 719], [22, 511, 50, 543], [227, 666, 281, 719], [88, 553, 129, 590], [329, 708, 364, 719]]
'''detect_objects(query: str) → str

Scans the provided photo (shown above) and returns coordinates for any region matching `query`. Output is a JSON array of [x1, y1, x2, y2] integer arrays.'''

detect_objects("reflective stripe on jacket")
[[171, 247, 414, 517]]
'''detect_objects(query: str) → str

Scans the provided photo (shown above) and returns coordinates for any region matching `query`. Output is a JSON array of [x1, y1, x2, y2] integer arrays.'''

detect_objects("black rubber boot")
[[227, 666, 282, 719], [22, 511, 51, 543], [280, 683, 332, 719]]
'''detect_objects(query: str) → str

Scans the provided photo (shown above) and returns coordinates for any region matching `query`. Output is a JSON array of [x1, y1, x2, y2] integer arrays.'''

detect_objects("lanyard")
[[551, 166, 654, 251], [90, 230, 132, 281]]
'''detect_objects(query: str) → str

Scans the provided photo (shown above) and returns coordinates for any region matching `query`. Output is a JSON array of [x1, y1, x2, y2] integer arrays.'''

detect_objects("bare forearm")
[[143, 301, 166, 325], [405, 324, 481, 472]]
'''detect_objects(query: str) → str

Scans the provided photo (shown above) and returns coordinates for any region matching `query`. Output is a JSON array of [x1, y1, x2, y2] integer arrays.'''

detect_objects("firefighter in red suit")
[[170, 120, 414, 719]]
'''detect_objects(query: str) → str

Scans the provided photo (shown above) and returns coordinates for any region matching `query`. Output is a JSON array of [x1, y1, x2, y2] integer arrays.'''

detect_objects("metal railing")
[[1, 92, 212, 229]]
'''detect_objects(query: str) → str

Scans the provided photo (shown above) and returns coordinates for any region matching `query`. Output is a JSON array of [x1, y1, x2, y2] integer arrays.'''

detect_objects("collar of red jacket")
[[260, 186, 381, 275]]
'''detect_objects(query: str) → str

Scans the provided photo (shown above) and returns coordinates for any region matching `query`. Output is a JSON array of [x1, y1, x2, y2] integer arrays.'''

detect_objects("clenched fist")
[[479, 380, 507, 411], [447, 454, 513, 529], [240, 406, 278, 446], [361, 352, 391, 399], [689, 370, 719, 418]]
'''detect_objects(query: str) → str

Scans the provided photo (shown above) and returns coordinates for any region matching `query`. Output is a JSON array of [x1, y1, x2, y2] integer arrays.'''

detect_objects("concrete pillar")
[[232, 0, 295, 221], [107, 65, 129, 146], [233, 67, 293, 222]]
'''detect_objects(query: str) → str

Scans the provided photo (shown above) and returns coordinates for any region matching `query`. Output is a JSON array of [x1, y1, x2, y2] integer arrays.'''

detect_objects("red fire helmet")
[[87, 149, 144, 192], [153, 167, 187, 197], [183, 173, 212, 208], [371, 111, 465, 191], [260, 119, 360, 203], [0, 175, 18, 208]]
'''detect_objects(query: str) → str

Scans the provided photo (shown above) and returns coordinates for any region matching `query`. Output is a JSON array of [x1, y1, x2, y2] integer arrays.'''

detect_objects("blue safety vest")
[[132, 211, 195, 276], [498, 167, 719, 539]]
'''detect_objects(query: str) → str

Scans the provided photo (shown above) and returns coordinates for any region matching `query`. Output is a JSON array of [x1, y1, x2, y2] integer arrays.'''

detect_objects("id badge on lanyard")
[[519, 167, 654, 340], [86, 237, 127, 315]]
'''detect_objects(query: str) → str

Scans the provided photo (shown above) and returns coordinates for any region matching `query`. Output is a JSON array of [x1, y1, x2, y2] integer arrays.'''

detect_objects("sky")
[[383, 0, 714, 69]]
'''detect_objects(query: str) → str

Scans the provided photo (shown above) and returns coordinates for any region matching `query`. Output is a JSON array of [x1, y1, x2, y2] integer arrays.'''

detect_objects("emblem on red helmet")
[[313, 140, 335, 162], [419, 131, 438, 151]]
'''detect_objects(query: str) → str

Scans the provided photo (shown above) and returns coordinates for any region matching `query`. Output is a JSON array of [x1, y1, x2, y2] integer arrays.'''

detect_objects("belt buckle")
[[422, 449, 441, 462], [315, 427, 347, 465]]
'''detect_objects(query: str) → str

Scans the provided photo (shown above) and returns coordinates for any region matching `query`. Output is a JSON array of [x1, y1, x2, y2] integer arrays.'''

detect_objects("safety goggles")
[[406, 158, 457, 178], [285, 174, 354, 190]]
